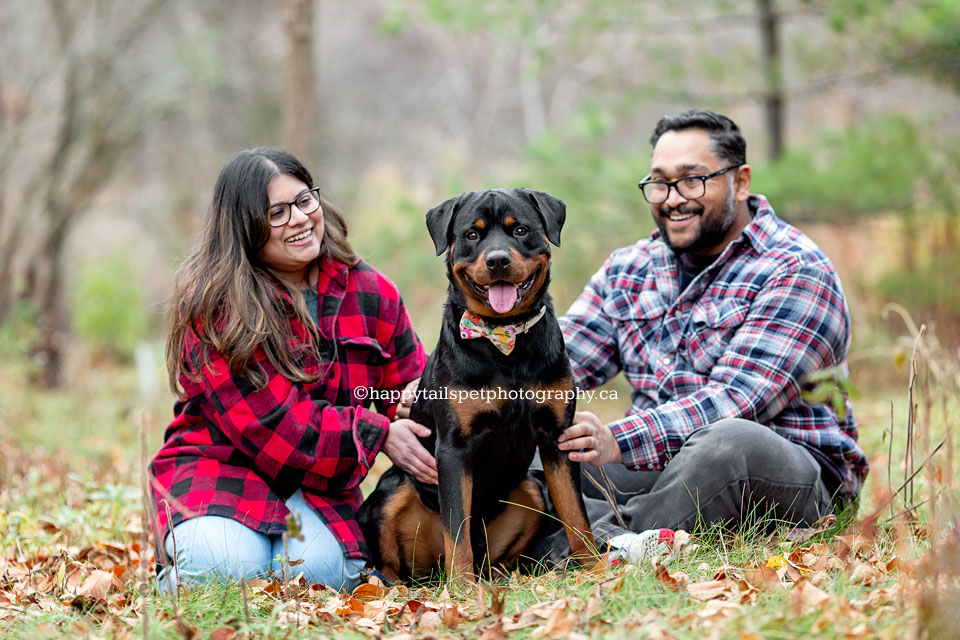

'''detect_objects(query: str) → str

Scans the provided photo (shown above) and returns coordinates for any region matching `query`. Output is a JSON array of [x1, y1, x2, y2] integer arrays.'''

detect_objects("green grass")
[[0, 339, 956, 638]]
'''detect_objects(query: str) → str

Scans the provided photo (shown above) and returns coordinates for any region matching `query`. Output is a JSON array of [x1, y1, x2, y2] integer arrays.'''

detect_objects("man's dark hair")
[[649, 109, 747, 166]]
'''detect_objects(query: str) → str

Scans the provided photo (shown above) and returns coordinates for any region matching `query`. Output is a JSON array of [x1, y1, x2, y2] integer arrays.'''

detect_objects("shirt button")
[[661, 357, 671, 365]]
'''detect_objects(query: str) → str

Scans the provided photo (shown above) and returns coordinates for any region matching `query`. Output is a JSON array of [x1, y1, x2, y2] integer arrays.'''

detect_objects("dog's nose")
[[485, 250, 511, 271]]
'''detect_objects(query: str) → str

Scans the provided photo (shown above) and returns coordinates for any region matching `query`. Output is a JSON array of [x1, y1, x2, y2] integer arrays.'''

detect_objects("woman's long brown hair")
[[166, 148, 357, 396]]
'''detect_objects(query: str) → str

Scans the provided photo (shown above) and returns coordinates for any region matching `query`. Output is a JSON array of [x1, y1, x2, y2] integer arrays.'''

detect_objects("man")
[[533, 109, 867, 563]]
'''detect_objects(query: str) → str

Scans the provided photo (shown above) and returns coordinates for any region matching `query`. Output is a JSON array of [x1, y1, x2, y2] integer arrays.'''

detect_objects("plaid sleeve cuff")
[[609, 414, 662, 471], [354, 408, 391, 472]]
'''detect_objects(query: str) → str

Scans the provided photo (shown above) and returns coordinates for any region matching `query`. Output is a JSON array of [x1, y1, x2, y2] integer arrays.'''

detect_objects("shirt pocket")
[[686, 298, 749, 373], [338, 336, 392, 368], [603, 290, 668, 372]]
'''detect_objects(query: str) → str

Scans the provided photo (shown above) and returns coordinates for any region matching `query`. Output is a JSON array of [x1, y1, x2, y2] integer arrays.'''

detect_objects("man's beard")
[[654, 189, 738, 255]]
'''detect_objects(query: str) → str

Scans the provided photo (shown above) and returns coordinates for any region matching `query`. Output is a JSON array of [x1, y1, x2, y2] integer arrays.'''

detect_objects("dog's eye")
[[514, 226, 528, 237], [466, 230, 479, 241]]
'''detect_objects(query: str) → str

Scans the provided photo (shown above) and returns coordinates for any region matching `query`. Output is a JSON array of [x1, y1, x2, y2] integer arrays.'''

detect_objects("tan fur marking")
[[449, 389, 507, 437], [530, 377, 575, 425], [457, 250, 549, 318], [544, 461, 593, 561], [486, 479, 546, 565], [504, 215, 516, 226], [474, 218, 486, 229], [446, 474, 475, 581], [381, 483, 444, 580]]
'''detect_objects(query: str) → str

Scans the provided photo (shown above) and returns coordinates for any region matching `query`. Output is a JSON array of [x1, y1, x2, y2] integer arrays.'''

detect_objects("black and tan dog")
[[358, 188, 592, 582]]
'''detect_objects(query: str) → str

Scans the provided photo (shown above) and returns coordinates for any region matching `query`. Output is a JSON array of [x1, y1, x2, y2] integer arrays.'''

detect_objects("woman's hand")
[[382, 418, 438, 484], [394, 378, 420, 419], [557, 411, 623, 467]]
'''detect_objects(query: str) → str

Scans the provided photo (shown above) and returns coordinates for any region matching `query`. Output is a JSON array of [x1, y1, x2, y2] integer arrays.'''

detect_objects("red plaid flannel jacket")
[[149, 256, 427, 560]]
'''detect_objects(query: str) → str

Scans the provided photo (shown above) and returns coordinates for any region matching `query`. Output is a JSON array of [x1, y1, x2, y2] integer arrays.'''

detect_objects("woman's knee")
[[164, 516, 272, 584], [283, 490, 364, 589]]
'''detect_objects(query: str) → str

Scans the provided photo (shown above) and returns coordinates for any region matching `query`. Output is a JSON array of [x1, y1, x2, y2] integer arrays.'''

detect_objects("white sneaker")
[[608, 529, 675, 564]]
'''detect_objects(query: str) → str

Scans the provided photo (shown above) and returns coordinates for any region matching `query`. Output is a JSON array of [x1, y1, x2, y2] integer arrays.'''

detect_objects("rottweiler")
[[358, 188, 593, 582]]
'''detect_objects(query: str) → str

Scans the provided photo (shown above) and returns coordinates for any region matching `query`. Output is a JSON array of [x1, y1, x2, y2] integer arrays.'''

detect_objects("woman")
[[149, 148, 435, 591]]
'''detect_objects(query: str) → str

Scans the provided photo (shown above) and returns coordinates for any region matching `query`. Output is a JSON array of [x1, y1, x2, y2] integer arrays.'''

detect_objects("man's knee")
[[669, 419, 805, 486]]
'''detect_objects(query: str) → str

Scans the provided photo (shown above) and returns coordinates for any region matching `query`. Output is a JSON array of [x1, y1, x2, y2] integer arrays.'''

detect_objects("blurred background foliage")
[[0, 0, 958, 392]]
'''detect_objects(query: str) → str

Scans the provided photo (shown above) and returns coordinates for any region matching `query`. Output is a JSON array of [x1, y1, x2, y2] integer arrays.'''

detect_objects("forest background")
[[1, 1, 960, 638]]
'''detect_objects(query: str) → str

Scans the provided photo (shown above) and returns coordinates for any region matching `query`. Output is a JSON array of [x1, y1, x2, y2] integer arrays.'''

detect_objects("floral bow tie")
[[458, 307, 547, 355]]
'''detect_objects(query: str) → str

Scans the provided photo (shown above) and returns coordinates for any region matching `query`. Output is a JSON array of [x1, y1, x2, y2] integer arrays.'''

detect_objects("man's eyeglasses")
[[637, 164, 741, 204], [267, 187, 322, 227]]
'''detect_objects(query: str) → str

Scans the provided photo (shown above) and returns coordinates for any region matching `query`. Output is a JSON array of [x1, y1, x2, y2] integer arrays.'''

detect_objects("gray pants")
[[528, 419, 834, 563]]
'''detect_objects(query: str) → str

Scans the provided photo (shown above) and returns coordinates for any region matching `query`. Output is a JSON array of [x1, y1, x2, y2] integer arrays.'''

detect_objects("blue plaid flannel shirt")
[[560, 195, 867, 495]]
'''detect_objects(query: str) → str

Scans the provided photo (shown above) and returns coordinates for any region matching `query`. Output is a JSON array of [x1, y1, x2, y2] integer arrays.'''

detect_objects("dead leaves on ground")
[[0, 521, 919, 639]]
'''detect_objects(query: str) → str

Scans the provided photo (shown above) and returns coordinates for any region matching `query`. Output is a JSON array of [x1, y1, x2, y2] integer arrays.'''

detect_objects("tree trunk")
[[758, 0, 784, 161], [29, 206, 71, 388], [282, 0, 316, 167]]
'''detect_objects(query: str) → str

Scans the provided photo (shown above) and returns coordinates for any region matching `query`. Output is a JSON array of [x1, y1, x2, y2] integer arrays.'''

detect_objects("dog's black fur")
[[357, 188, 592, 581]]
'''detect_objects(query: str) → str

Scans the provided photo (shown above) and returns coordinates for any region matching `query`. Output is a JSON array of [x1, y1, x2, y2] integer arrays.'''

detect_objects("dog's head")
[[425, 188, 566, 318]]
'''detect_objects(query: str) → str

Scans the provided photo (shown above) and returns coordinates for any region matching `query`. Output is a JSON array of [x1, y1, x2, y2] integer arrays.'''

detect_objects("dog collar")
[[458, 306, 547, 355]]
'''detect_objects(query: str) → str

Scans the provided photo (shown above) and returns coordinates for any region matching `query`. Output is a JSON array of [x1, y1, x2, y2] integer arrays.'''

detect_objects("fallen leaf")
[[531, 606, 577, 639], [490, 585, 505, 615], [686, 580, 729, 601], [585, 591, 602, 620], [654, 562, 678, 591], [442, 604, 461, 628], [351, 581, 386, 601], [743, 565, 783, 589], [790, 578, 830, 615], [209, 627, 236, 640], [697, 599, 741, 620], [848, 561, 880, 586], [477, 620, 509, 640], [599, 575, 624, 595], [77, 570, 121, 599], [416, 610, 443, 632]]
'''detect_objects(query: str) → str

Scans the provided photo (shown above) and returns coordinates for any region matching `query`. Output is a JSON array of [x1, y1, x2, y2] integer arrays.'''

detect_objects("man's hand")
[[382, 418, 438, 484], [394, 377, 420, 419], [557, 411, 623, 467]]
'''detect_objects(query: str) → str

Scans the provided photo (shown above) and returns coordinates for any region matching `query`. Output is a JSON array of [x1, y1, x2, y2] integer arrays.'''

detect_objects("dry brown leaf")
[[477, 620, 509, 640], [442, 604, 462, 628], [848, 561, 881, 586], [736, 579, 759, 604], [77, 570, 121, 599], [783, 514, 836, 543], [531, 606, 578, 639], [208, 627, 236, 640], [417, 610, 443, 632], [697, 599, 741, 620], [351, 581, 386, 601], [743, 565, 783, 589], [686, 580, 729, 601], [790, 578, 830, 615], [585, 591, 602, 620], [739, 633, 765, 640], [654, 562, 683, 592], [490, 585, 505, 615], [599, 575, 625, 595], [353, 617, 381, 633]]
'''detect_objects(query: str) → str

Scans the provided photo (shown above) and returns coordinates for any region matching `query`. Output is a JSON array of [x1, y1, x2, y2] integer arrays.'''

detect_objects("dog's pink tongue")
[[488, 283, 518, 313]]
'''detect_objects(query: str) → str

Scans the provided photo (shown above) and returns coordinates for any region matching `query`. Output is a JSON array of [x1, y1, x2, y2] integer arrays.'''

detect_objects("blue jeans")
[[159, 490, 365, 592]]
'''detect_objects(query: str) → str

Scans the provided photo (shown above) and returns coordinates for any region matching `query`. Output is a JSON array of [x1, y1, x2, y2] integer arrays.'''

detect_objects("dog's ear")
[[425, 194, 464, 256], [519, 189, 566, 247]]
